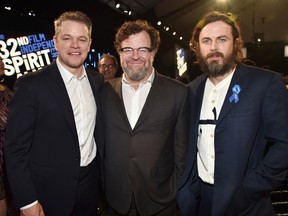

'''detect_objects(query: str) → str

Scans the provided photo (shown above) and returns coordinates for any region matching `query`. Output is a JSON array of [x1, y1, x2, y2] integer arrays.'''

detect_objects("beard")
[[198, 49, 236, 77], [122, 60, 152, 82]]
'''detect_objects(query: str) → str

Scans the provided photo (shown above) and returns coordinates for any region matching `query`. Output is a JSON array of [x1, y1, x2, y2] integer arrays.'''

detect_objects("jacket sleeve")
[[226, 72, 288, 215], [5, 76, 38, 208]]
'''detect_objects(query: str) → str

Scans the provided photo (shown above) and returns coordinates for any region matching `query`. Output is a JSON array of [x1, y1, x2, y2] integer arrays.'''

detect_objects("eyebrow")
[[201, 35, 229, 40]]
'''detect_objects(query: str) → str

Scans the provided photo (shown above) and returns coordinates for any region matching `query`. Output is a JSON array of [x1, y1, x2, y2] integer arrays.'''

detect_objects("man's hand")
[[20, 203, 45, 216]]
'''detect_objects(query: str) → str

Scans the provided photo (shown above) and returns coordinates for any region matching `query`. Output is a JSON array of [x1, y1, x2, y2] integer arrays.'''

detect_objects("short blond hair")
[[54, 11, 92, 39]]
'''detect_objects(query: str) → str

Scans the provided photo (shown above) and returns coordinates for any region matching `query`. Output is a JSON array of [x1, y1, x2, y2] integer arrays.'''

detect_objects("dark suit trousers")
[[72, 158, 100, 216], [109, 193, 178, 216], [198, 180, 213, 216]]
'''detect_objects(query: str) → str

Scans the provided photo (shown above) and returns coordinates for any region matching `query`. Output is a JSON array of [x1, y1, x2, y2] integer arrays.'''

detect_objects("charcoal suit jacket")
[[5, 60, 104, 215], [177, 64, 288, 216], [101, 72, 189, 216]]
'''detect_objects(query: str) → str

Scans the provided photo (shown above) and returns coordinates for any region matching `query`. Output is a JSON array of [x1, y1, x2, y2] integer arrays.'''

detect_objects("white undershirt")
[[197, 70, 234, 184]]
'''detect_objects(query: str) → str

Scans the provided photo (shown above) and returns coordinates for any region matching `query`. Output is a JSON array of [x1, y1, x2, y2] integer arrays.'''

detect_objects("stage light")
[[285, 45, 288, 57], [124, 9, 132, 16], [157, 21, 161, 26], [28, 10, 36, 16], [115, 1, 121, 8], [254, 32, 264, 47], [114, 1, 134, 17]]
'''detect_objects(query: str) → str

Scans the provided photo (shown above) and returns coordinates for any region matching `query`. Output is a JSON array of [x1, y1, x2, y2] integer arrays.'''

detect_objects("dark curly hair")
[[114, 20, 160, 54]]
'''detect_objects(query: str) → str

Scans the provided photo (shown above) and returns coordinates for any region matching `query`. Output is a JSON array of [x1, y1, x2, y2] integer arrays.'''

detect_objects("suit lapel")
[[86, 69, 99, 104], [133, 72, 161, 130], [217, 65, 248, 126], [45, 61, 79, 146], [112, 79, 132, 129], [86, 68, 102, 124], [194, 75, 207, 126]]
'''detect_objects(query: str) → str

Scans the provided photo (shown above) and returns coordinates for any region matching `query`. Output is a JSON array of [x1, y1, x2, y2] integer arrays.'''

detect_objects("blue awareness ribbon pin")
[[229, 84, 241, 103]]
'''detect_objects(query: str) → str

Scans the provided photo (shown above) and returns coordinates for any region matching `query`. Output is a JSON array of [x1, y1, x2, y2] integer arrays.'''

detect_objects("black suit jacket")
[[101, 72, 189, 216], [5, 61, 104, 215], [177, 64, 288, 216]]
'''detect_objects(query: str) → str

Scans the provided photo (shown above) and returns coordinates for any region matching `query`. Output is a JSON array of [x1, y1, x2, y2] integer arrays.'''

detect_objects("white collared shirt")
[[57, 59, 97, 167], [197, 70, 235, 184], [122, 69, 155, 129]]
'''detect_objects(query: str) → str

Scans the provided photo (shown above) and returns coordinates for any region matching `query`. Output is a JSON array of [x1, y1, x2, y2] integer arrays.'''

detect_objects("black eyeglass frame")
[[119, 47, 152, 54]]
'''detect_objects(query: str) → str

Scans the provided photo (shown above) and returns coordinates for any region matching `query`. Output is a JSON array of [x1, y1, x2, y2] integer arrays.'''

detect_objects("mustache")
[[127, 59, 145, 64], [206, 51, 224, 59]]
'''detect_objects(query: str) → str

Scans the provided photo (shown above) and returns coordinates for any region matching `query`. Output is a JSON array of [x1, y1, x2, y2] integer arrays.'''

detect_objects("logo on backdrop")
[[0, 33, 57, 78], [176, 47, 187, 77]]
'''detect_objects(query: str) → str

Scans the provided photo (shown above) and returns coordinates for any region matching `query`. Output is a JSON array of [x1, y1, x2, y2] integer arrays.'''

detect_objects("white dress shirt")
[[197, 70, 234, 184], [122, 70, 155, 129], [57, 59, 97, 167]]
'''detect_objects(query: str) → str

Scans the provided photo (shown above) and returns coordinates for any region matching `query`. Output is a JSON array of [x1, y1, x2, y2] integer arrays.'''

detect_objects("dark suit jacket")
[[101, 72, 189, 216], [5, 61, 104, 215], [177, 64, 288, 216]]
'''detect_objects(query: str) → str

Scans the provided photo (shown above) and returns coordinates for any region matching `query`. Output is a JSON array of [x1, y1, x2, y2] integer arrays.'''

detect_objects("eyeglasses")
[[120, 47, 152, 57], [98, 64, 116, 69]]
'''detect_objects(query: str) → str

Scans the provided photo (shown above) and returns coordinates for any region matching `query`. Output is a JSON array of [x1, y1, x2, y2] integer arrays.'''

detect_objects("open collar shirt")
[[122, 69, 155, 129], [197, 69, 235, 184], [57, 59, 97, 167]]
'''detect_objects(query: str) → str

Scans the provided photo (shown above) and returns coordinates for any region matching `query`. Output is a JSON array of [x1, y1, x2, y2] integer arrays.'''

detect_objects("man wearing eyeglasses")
[[101, 20, 189, 216], [98, 54, 119, 82]]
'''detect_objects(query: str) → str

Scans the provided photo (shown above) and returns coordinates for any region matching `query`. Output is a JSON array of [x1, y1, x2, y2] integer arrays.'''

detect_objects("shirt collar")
[[56, 58, 87, 85], [207, 67, 235, 88]]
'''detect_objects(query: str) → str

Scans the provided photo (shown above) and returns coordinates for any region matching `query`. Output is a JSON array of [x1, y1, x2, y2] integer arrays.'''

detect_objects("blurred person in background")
[[98, 54, 118, 82], [0, 56, 13, 216]]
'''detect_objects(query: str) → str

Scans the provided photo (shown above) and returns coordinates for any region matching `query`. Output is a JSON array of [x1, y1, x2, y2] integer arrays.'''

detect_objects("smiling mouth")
[[127, 61, 144, 66], [129, 62, 143, 64], [69, 52, 81, 55], [128, 59, 145, 63]]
